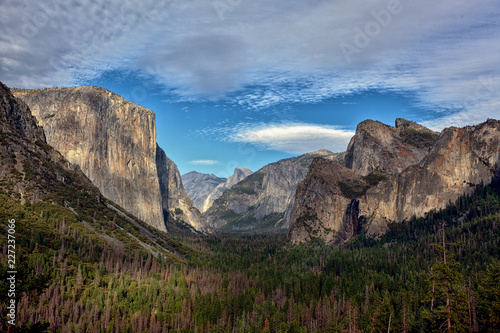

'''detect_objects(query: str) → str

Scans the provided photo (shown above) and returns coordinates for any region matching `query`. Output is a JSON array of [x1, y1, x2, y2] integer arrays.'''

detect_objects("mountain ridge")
[[182, 168, 253, 213], [288, 118, 500, 244], [204, 149, 338, 233], [13, 86, 209, 232]]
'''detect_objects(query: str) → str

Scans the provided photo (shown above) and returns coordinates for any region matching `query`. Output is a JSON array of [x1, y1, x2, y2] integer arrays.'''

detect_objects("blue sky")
[[1, 0, 499, 177]]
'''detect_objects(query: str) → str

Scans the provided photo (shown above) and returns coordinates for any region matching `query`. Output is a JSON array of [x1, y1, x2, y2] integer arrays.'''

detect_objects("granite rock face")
[[182, 168, 253, 213], [1, 83, 45, 143], [287, 158, 368, 245], [200, 168, 253, 213], [13, 87, 207, 232], [288, 119, 500, 245], [156, 146, 209, 232], [204, 150, 337, 232], [361, 119, 500, 236], [340, 118, 439, 176], [182, 171, 226, 212], [0, 82, 99, 205]]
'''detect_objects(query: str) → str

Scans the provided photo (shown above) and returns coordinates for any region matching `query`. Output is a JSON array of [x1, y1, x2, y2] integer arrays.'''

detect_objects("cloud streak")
[[188, 160, 221, 165], [229, 123, 354, 154], [1, 0, 499, 128]]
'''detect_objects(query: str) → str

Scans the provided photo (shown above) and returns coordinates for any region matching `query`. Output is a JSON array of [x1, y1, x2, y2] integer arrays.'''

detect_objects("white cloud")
[[188, 160, 221, 165], [1, 0, 499, 127], [229, 123, 354, 154]]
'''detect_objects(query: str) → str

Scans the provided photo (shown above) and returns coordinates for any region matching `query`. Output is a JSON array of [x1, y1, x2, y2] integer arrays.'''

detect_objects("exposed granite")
[[156, 146, 210, 232], [288, 119, 500, 245], [340, 119, 439, 176], [13, 87, 207, 232], [0, 82, 100, 205], [181, 171, 226, 212], [361, 119, 500, 236], [204, 149, 337, 232], [287, 158, 368, 245]]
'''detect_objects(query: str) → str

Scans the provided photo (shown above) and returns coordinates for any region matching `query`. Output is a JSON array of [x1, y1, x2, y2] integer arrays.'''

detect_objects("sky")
[[1, 0, 499, 177]]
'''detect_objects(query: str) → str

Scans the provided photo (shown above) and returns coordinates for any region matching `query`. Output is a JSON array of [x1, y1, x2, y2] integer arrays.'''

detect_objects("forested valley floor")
[[1, 178, 500, 332]]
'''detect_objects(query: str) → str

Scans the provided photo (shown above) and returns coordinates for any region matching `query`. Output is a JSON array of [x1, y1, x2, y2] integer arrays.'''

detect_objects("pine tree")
[[424, 222, 471, 332], [477, 260, 500, 332]]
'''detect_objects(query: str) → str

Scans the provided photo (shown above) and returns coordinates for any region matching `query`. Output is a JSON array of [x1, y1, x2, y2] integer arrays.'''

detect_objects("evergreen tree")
[[476, 260, 500, 332], [423, 222, 471, 332]]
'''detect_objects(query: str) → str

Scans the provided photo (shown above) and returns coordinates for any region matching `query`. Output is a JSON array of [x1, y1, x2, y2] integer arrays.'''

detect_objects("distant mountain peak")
[[204, 150, 338, 233], [341, 118, 440, 176], [183, 168, 253, 213]]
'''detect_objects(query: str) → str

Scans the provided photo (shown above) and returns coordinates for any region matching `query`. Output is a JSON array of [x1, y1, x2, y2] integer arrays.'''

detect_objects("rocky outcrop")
[[204, 149, 337, 232], [0, 82, 99, 205], [182, 171, 226, 211], [1, 84, 46, 144], [13, 87, 207, 232], [201, 168, 253, 212], [340, 118, 439, 176], [288, 119, 500, 245], [287, 158, 368, 245], [157, 146, 210, 232], [225, 168, 253, 189], [361, 119, 500, 236], [182, 168, 253, 213]]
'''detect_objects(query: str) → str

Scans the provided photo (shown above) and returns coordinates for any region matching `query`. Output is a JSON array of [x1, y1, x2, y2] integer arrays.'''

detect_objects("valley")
[[0, 81, 499, 332]]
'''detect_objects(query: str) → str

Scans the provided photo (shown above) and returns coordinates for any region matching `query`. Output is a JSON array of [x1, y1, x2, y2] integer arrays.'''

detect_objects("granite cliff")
[[202, 168, 253, 212], [1, 81, 189, 262], [13, 87, 208, 232], [182, 168, 253, 213], [288, 158, 368, 245], [361, 119, 500, 236], [204, 150, 337, 232], [0, 81, 99, 205], [182, 171, 226, 211], [156, 146, 208, 232], [339, 118, 439, 176], [288, 119, 500, 245]]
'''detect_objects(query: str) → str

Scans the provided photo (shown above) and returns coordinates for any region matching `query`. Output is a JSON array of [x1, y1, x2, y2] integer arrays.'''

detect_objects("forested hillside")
[[1, 79, 499, 332], [1, 176, 499, 332]]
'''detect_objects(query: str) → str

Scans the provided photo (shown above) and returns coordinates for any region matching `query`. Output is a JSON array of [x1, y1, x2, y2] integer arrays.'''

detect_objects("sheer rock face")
[[288, 119, 500, 245], [182, 171, 226, 212], [13, 87, 207, 232], [156, 146, 210, 232], [1, 83, 45, 143], [361, 119, 500, 236], [200, 168, 253, 213], [1, 82, 99, 205], [341, 118, 439, 176], [287, 158, 367, 245], [204, 149, 337, 232], [182, 168, 253, 213]]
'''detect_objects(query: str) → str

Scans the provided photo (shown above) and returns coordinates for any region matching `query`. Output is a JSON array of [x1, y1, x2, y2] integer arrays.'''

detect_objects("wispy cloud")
[[1, 0, 499, 128], [188, 160, 221, 165], [229, 123, 354, 154]]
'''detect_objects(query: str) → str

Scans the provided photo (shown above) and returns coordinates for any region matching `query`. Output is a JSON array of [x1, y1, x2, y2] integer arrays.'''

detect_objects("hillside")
[[0, 82, 198, 331], [204, 150, 337, 233]]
